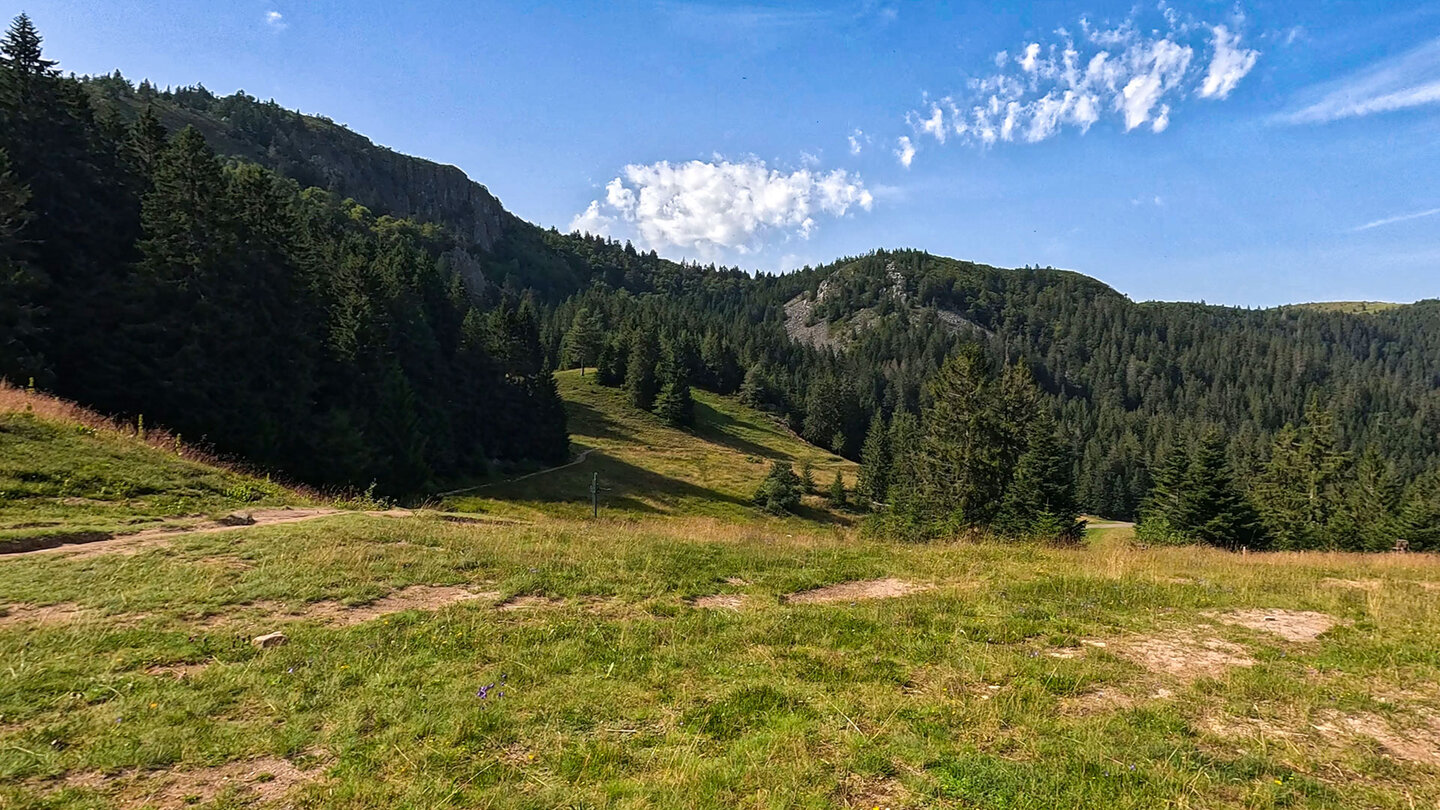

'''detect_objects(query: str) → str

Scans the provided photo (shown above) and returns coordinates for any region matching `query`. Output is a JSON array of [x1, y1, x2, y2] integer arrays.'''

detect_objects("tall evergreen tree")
[[625, 327, 660, 412], [857, 410, 890, 505], [562, 306, 602, 375], [1179, 430, 1260, 549], [995, 412, 1081, 540]]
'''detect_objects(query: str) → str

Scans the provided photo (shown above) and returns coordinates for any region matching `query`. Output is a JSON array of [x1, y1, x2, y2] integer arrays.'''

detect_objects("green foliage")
[[754, 460, 801, 514], [0, 22, 570, 494], [625, 328, 659, 412], [856, 411, 889, 505], [827, 470, 847, 508]]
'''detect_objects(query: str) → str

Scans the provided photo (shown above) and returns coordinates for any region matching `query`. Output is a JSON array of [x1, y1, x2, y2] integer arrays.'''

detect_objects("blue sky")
[[19, 0, 1440, 305]]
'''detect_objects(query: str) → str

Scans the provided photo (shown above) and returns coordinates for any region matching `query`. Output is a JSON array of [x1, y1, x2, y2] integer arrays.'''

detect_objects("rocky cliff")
[[88, 79, 507, 250]]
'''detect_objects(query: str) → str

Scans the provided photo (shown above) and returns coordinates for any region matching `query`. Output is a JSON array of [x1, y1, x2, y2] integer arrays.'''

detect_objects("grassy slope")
[[4, 377, 1440, 807], [0, 386, 309, 551], [450, 370, 859, 524]]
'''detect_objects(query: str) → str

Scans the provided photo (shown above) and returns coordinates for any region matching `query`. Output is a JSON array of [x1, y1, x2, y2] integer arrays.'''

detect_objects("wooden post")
[[590, 472, 598, 518]]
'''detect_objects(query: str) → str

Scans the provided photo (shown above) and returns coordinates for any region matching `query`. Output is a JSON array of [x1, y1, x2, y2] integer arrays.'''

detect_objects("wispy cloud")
[[900, 4, 1259, 157], [1281, 37, 1440, 124], [569, 157, 873, 257], [894, 136, 915, 168], [264, 10, 287, 30], [847, 128, 869, 155], [1349, 207, 1440, 232]]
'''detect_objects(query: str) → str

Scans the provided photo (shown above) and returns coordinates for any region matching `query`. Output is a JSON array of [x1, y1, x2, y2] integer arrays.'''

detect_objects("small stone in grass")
[[252, 631, 288, 649]]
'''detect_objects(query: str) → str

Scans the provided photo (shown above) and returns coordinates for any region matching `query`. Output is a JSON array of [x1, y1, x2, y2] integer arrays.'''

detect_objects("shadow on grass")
[[483, 450, 752, 513], [564, 400, 638, 443], [693, 400, 793, 462]]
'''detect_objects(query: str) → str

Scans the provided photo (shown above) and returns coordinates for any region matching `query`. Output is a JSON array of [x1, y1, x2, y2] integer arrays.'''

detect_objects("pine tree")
[[1136, 439, 1190, 544], [828, 470, 848, 508], [562, 306, 602, 375], [654, 341, 695, 428], [1341, 446, 1403, 551], [1180, 430, 1260, 549], [917, 349, 1010, 526], [857, 411, 890, 505], [799, 458, 816, 494], [754, 460, 801, 514], [625, 327, 659, 411], [995, 412, 1081, 540], [1400, 472, 1440, 552]]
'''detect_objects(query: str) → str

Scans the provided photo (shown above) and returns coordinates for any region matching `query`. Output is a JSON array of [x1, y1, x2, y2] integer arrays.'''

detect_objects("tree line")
[[0, 15, 567, 492]]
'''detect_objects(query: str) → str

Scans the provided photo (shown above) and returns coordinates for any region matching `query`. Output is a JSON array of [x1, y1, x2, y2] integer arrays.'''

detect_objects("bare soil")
[[693, 594, 746, 611], [1111, 631, 1255, 679], [0, 601, 88, 627], [1314, 711, 1440, 766], [1209, 609, 1341, 642], [12, 508, 411, 559], [51, 755, 323, 808], [785, 578, 931, 605]]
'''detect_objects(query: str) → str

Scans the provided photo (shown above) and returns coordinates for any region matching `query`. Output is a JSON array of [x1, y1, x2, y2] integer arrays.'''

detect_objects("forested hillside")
[[0, 16, 566, 491], [1, 13, 1437, 544]]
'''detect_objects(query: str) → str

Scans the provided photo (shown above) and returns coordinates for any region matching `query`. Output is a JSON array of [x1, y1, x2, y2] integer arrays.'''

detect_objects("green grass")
[[4, 375, 1440, 807], [3, 515, 1440, 807], [449, 371, 858, 525], [0, 411, 302, 551]]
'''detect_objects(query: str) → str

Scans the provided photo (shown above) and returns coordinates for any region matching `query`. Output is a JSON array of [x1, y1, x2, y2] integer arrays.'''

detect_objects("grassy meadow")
[[3, 375, 1440, 808]]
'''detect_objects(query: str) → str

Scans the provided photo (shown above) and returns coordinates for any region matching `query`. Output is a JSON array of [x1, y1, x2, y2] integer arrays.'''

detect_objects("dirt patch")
[[693, 594, 746, 611], [785, 578, 931, 605], [497, 595, 565, 611], [1111, 631, 1254, 679], [1322, 578, 1384, 591], [0, 602, 89, 627], [13, 508, 411, 559], [1314, 711, 1440, 766], [835, 774, 911, 809], [52, 755, 324, 808], [1209, 609, 1341, 642], [145, 662, 210, 680], [303, 586, 497, 626]]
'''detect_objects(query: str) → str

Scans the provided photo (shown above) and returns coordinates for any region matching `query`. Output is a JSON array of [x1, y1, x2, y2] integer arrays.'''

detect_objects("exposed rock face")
[[101, 90, 508, 251]]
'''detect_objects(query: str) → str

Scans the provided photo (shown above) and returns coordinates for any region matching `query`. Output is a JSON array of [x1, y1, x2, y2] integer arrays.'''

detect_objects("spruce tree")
[[754, 460, 801, 514], [1180, 430, 1260, 549], [654, 342, 694, 428], [828, 470, 847, 508], [1136, 439, 1190, 544], [857, 411, 890, 505], [563, 307, 601, 375], [625, 327, 659, 412], [917, 349, 1009, 526], [995, 412, 1080, 540]]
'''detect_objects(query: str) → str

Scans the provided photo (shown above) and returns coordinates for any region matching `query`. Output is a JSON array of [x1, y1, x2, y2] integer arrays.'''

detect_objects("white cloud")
[[570, 158, 873, 256], [1348, 207, 1440, 232], [1282, 37, 1440, 124], [848, 128, 867, 155], [895, 135, 915, 167], [264, 10, 286, 29], [568, 200, 615, 237], [1199, 25, 1259, 99], [907, 6, 1258, 147]]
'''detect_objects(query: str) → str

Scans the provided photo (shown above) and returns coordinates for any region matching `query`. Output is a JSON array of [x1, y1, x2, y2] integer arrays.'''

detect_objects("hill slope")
[[449, 370, 859, 523], [0, 382, 317, 552]]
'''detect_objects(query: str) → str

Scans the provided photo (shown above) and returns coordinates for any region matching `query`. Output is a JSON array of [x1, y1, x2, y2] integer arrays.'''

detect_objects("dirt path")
[[2, 508, 412, 559], [436, 446, 597, 497], [1085, 521, 1136, 530]]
